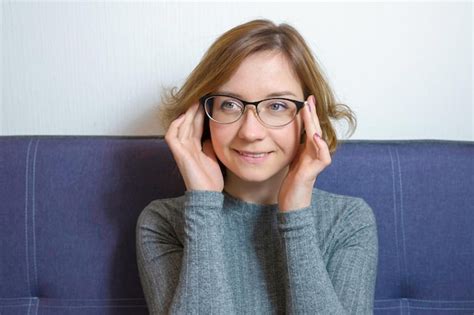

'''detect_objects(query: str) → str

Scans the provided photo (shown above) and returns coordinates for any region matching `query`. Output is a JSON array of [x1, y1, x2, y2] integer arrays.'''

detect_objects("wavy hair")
[[158, 19, 356, 155]]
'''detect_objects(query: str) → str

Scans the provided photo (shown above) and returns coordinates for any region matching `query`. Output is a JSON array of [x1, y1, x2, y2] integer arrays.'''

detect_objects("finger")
[[313, 133, 332, 165], [300, 102, 321, 160], [301, 99, 317, 143], [178, 103, 199, 140], [165, 113, 186, 144], [307, 96, 323, 137], [302, 97, 328, 160]]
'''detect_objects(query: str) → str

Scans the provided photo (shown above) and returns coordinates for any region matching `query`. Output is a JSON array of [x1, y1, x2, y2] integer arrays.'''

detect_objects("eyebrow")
[[215, 90, 297, 99]]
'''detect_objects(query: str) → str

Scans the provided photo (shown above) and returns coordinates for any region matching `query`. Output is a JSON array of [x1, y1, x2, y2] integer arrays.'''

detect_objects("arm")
[[137, 85, 229, 313], [136, 190, 236, 314], [276, 198, 378, 314]]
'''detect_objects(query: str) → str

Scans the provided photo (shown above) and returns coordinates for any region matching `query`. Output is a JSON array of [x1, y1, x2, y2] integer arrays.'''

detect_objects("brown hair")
[[158, 19, 356, 155]]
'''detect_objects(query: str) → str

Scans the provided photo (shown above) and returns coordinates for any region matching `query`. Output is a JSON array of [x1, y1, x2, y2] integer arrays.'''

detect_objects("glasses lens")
[[258, 99, 298, 126], [204, 96, 243, 123]]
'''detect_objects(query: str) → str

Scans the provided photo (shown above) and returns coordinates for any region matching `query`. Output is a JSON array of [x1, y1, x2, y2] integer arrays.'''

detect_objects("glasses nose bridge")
[[241, 100, 262, 115], [240, 101, 263, 123]]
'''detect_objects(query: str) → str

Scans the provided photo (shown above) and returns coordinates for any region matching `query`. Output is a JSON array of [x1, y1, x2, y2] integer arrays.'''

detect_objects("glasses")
[[199, 94, 306, 127]]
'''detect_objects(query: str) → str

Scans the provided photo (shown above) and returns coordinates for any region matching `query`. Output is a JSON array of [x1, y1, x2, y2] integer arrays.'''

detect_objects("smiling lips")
[[234, 149, 273, 163]]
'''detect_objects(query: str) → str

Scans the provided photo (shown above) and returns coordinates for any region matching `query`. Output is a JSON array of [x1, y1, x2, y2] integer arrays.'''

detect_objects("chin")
[[233, 171, 272, 183], [227, 164, 287, 184]]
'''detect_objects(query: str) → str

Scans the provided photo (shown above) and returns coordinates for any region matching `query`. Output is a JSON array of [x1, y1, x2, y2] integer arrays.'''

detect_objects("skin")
[[165, 50, 331, 212]]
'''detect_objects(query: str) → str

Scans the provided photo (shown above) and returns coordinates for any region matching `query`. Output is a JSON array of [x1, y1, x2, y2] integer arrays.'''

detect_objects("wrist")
[[184, 190, 224, 208], [278, 185, 313, 212]]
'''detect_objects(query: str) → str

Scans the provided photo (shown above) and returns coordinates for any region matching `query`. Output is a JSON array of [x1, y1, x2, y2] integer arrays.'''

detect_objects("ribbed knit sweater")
[[136, 188, 378, 314]]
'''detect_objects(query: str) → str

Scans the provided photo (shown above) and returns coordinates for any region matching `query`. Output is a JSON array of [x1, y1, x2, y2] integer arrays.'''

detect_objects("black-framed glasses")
[[199, 94, 306, 127]]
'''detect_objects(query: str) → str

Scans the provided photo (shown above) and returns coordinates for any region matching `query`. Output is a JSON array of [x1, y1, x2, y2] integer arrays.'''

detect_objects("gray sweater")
[[136, 188, 378, 314]]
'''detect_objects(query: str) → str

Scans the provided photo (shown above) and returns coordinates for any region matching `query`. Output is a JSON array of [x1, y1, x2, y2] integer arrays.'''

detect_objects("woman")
[[136, 19, 378, 314]]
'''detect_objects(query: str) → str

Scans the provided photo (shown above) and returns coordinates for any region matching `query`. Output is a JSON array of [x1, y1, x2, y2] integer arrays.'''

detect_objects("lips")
[[238, 151, 268, 158], [233, 149, 274, 165], [234, 149, 272, 157]]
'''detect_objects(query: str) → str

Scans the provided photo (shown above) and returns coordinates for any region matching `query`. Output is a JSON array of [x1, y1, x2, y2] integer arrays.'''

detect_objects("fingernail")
[[307, 101, 312, 112], [314, 132, 320, 139]]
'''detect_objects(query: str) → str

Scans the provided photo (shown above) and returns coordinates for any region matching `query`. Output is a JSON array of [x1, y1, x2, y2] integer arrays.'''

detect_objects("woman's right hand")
[[164, 102, 224, 192]]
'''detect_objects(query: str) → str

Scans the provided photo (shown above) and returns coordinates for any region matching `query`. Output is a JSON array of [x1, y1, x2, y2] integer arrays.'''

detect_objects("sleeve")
[[135, 190, 236, 315], [276, 198, 378, 314]]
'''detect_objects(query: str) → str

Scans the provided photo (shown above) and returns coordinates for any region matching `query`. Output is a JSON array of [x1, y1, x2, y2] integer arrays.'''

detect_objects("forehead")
[[218, 51, 304, 100]]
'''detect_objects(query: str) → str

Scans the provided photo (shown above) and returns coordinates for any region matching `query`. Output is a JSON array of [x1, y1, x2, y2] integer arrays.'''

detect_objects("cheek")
[[287, 136, 301, 157], [273, 124, 302, 156]]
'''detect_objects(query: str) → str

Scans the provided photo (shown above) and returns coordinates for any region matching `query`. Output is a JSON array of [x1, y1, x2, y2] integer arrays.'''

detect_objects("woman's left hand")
[[278, 96, 332, 212]]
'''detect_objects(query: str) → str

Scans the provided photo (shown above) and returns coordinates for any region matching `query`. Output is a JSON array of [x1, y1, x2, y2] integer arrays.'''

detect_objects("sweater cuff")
[[184, 190, 224, 208]]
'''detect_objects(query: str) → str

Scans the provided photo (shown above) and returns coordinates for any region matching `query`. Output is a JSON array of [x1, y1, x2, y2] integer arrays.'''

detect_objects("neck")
[[223, 167, 289, 205]]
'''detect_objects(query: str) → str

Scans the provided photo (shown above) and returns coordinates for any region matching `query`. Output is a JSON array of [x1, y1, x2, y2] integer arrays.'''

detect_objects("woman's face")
[[209, 50, 306, 184]]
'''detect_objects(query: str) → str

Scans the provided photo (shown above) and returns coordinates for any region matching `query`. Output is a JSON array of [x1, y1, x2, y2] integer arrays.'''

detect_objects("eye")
[[268, 102, 289, 111], [222, 101, 236, 109], [220, 100, 242, 111]]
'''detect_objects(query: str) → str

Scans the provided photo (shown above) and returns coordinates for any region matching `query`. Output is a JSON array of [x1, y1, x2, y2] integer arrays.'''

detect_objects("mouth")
[[233, 149, 273, 163], [239, 151, 269, 156]]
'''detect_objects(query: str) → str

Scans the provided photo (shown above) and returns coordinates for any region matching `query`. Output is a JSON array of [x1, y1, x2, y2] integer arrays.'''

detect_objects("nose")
[[237, 106, 266, 141]]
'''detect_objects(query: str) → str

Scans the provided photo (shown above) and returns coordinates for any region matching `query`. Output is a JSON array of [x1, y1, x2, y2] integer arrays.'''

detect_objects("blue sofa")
[[1, 136, 473, 315]]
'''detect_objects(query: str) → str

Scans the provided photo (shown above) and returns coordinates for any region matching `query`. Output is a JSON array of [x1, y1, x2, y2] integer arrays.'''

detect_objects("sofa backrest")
[[1, 136, 473, 314]]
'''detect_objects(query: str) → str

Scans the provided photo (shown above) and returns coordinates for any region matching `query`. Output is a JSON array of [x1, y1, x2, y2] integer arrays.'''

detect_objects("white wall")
[[1, 1, 472, 140]]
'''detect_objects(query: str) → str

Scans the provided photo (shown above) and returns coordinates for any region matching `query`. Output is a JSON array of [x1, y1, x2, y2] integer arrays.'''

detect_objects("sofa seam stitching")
[[32, 139, 40, 294], [388, 146, 403, 299], [25, 139, 33, 297], [396, 148, 410, 298]]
